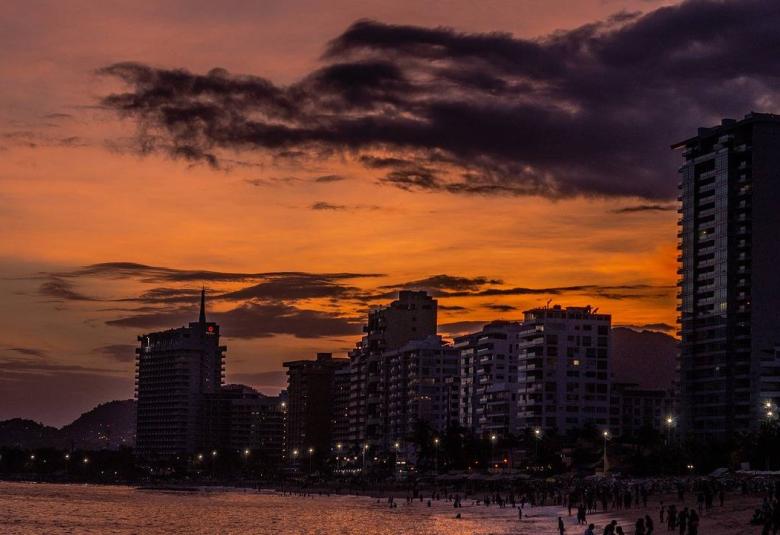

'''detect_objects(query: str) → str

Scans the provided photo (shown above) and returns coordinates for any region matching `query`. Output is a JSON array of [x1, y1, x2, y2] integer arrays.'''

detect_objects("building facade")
[[284, 352, 349, 461], [517, 305, 612, 434], [384, 335, 460, 444], [348, 291, 438, 447], [455, 321, 522, 437], [135, 289, 226, 457], [674, 113, 780, 437]]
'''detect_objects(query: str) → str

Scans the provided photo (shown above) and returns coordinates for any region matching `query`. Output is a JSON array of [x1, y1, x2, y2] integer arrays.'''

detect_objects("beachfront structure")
[[203, 384, 287, 463], [455, 321, 523, 437], [673, 113, 780, 438], [347, 291, 438, 447], [135, 289, 226, 457], [609, 383, 677, 439], [517, 305, 612, 434], [384, 335, 460, 444], [284, 352, 349, 462]]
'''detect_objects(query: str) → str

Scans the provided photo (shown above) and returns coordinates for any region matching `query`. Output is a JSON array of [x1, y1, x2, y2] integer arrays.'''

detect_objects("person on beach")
[[635, 517, 645, 535], [615, 527, 625, 535], [677, 507, 688, 535], [559, 516, 566, 534], [583, 522, 595, 535], [602, 520, 617, 535], [687, 510, 699, 535], [667, 505, 677, 531], [645, 514, 654, 534], [660, 503, 665, 524]]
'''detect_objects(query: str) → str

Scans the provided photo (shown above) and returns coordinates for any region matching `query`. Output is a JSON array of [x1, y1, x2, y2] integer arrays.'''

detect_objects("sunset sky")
[[2, 0, 777, 426]]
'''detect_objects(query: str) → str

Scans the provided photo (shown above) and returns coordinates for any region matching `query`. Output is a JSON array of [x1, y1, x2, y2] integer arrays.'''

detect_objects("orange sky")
[[0, 0, 681, 426]]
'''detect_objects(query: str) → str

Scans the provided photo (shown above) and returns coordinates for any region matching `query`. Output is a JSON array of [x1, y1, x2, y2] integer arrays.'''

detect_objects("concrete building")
[[135, 289, 225, 457], [385, 335, 459, 444], [610, 383, 677, 439], [455, 321, 522, 437], [205, 384, 287, 463], [284, 352, 349, 462], [517, 305, 612, 434], [673, 113, 780, 438], [348, 291, 438, 446]]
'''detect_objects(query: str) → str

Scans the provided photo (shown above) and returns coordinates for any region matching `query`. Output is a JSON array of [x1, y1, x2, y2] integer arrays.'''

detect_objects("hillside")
[[0, 400, 135, 450], [611, 327, 678, 390]]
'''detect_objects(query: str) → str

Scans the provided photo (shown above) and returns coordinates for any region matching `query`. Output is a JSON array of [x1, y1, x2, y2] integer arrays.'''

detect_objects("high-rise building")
[[455, 321, 522, 437], [609, 383, 677, 439], [517, 305, 611, 434], [673, 113, 780, 438], [204, 384, 287, 463], [284, 352, 349, 462], [135, 289, 226, 457], [385, 335, 459, 445], [348, 291, 438, 446]]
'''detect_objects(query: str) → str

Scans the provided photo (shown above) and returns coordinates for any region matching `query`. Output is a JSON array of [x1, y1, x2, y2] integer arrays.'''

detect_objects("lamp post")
[[602, 430, 610, 474], [394, 441, 401, 475], [534, 428, 542, 461], [665, 416, 674, 446], [433, 437, 440, 473], [490, 434, 497, 472], [291, 448, 299, 470], [335, 443, 342, 473], [362, 444, 369, 474], [308, 447, 314, 474]]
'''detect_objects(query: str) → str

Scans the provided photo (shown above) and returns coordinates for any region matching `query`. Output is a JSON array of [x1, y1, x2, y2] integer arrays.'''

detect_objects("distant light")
[[243, 449, 250, 456], [64, 454, 70, 460], [30, 454, 36, 461], [83, 457, 89, 464], [211, 450, 218, 457]]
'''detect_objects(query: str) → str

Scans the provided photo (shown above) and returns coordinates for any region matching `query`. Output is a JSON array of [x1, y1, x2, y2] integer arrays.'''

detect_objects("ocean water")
[[0, 481, 541, 534]]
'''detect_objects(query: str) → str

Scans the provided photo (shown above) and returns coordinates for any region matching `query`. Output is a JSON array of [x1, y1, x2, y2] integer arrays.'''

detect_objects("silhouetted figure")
[[645, 514, 654, 535], [559, 516, 566, 535], [635, 517, 645, 535]]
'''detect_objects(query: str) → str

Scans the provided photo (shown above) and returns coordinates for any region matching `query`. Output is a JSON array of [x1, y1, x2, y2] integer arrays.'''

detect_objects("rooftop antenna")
[[545, 298, 552, 309], [199, 286, 206, 324]]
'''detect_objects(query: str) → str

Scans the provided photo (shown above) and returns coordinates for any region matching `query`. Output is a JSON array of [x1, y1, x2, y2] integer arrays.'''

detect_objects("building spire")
[[199, 286, 206, 324]]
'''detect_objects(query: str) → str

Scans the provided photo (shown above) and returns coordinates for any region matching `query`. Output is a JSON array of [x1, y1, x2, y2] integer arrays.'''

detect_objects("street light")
[[665, 416, 674, 445], [433, 437, 440, 473], [602, 430, 610, 474], [533, 428, 542, 460], [362, 444, 369, 473], [490, 434, 497, 470], [308, 447, 314, 474]]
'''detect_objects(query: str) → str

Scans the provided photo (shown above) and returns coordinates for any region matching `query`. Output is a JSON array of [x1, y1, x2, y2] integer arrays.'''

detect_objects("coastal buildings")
[[384, 335, 460, 444], [348, 291, 438, 447], [284, 352, 349, 461], [455, 321, 522, 437], [204, 384, 287, 463], [674, 113, 780, 438], [135, 289, 226, 457], [517, 305, 612, 434], [610, 383, 677, 439]]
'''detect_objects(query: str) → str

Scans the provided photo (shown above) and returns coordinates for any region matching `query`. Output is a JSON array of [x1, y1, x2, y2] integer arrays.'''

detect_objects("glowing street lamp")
[[602, 430, 610, 474], [308, 447, 314, 473], [362, 444, 369, 473], [433, 437, 440, 473], [665, 416, 675, 445]]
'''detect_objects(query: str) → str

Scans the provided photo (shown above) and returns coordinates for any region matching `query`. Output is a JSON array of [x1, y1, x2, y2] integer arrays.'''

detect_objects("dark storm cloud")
[[38, 278, 96, 301], [311, 201, 348, 211], [442, 283, 673, 298], [381, 274, 502, 293], [310, 201, 381, 211], [611, 204, 676, 214], [106, 302, 362, 339], [217, 275, 363, 301], [314, 174, 347, 183], [51, 262, 383, 284], [99, 0, 780, 200], [92, 344, 137, 363], [6, 347, 48, 358], [483, 303, 517, 312]]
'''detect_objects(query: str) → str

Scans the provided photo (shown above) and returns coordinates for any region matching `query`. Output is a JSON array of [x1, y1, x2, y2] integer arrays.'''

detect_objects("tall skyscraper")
[[135, 289, 226, 457], [674, 113, 780, 438], [517, 305, 612, 434], [348, 291, 438, 447]]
